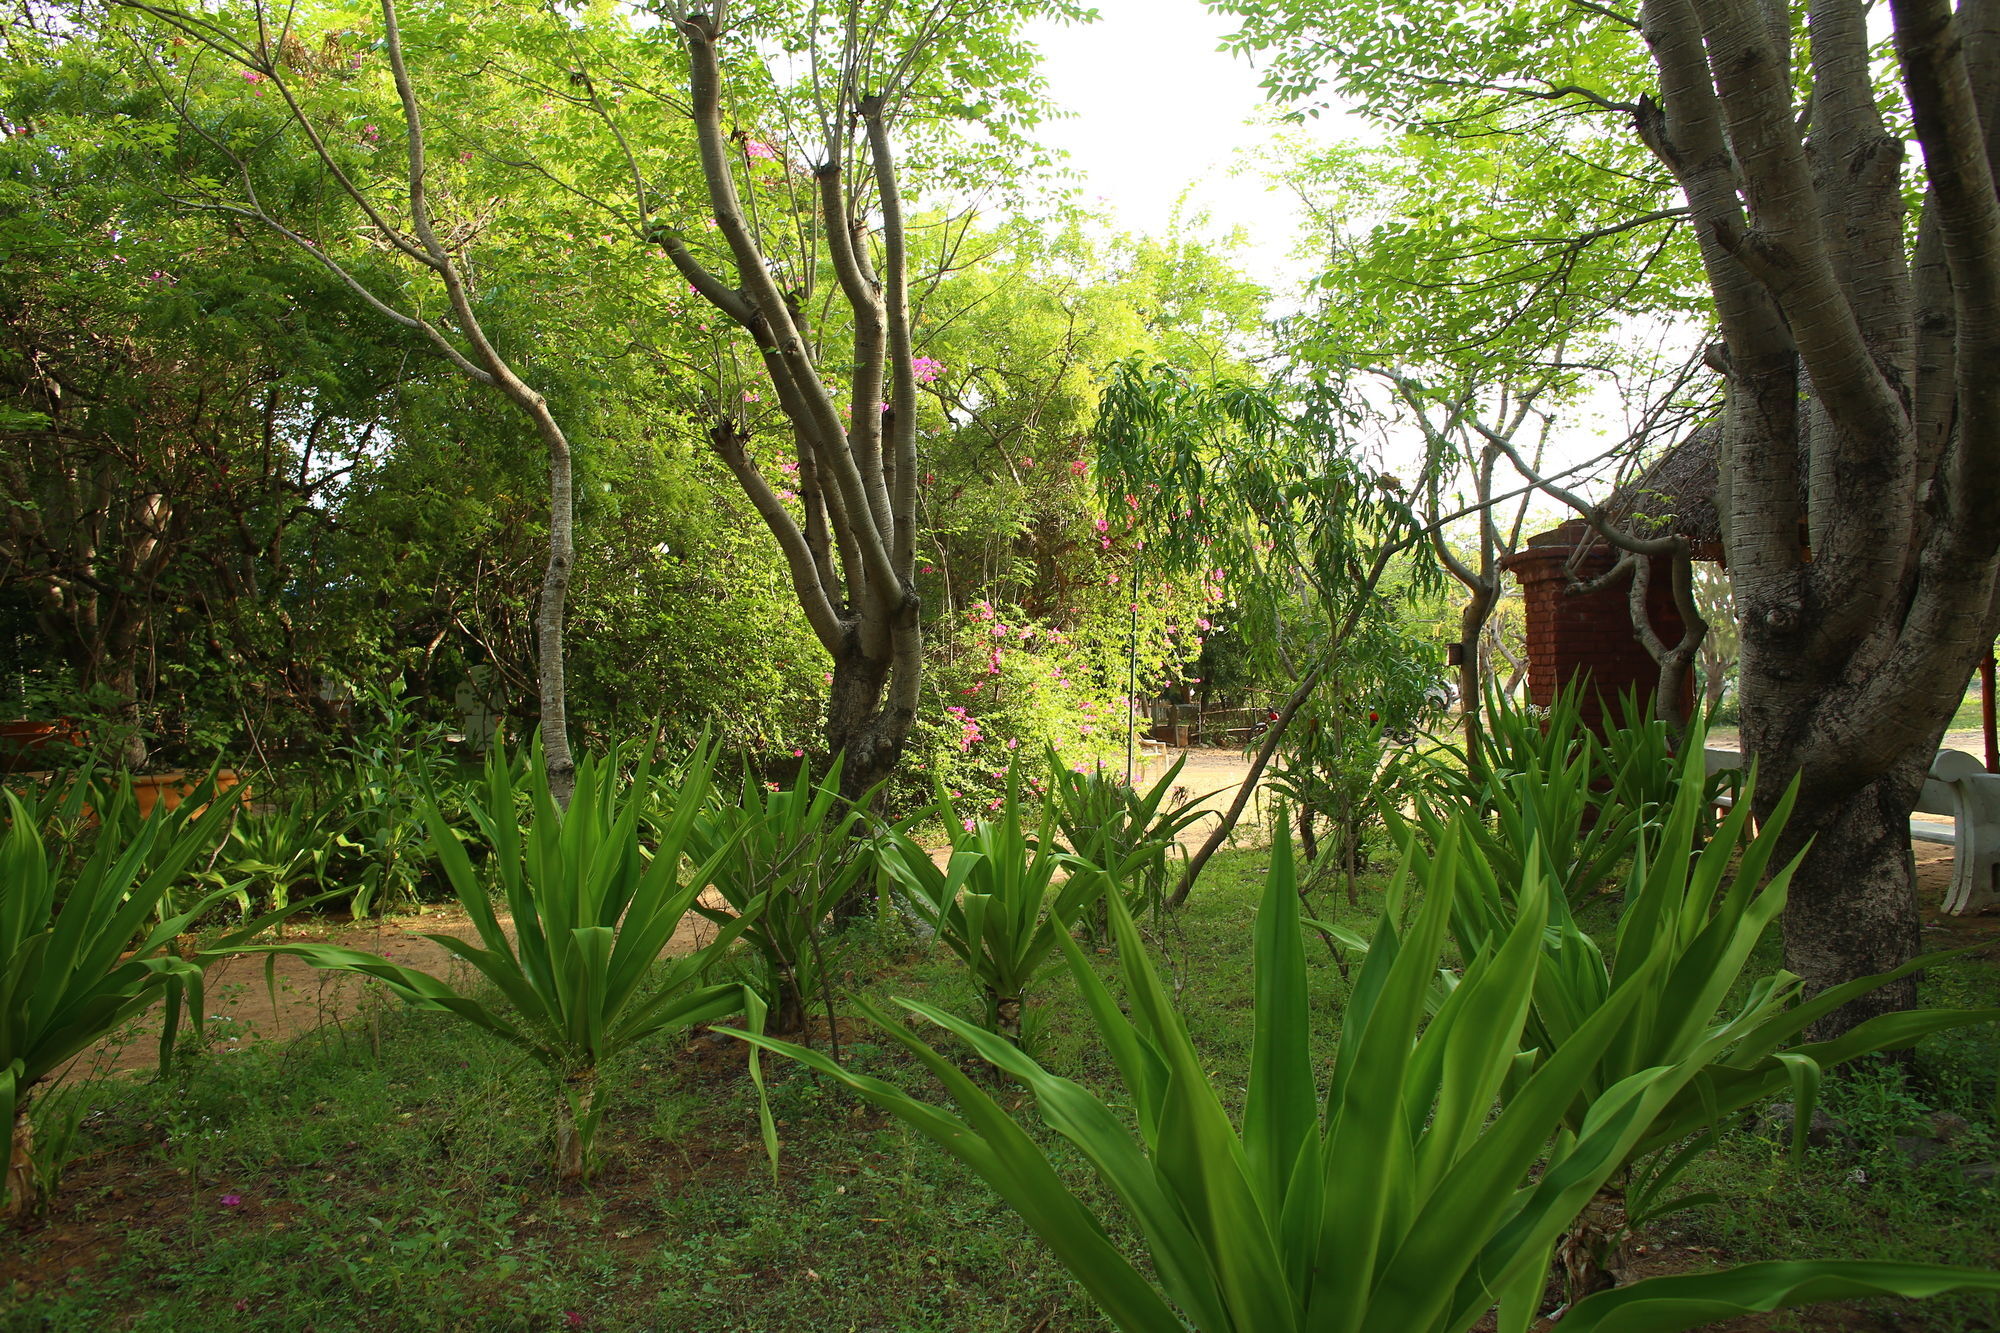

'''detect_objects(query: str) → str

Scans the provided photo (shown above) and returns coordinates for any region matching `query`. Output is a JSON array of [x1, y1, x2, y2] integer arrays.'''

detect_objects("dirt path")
[[59, 900, 731, 1085]]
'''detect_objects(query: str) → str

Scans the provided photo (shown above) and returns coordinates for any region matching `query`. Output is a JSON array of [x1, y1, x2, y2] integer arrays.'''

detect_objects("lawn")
[[5, 838, 1997, 1333]]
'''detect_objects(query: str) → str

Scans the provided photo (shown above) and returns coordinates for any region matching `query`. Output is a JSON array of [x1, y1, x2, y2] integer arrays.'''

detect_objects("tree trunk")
[[825, 632, 917, 920], [1762, 754, 1928, 1037], [825, 621, 919, 803], [1457, 581, 1498, 780], [534, 440, 575, 807]]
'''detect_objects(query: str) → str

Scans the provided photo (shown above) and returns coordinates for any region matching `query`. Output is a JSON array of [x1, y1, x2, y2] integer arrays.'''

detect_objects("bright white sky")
[[1022, 0, 1371, 288]]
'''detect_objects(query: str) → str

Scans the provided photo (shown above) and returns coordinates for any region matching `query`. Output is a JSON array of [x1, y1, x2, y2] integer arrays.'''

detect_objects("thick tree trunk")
[[826, 647, 902, 800], [825, 612, 920, 802], [1760, 748, 1929, 1036]]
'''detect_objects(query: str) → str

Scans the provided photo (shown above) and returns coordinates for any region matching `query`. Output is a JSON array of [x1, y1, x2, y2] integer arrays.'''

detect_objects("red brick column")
[[1498, 526, 1691, 738]]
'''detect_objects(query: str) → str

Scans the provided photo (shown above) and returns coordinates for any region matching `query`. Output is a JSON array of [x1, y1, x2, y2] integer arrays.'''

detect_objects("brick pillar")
[[1498, 523, 1692, 738]]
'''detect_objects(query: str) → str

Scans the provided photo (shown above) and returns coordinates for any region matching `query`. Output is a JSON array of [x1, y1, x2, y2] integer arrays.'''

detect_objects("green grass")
[[3, 842, 1996, 1332], [1947, 684, 1988, 734]]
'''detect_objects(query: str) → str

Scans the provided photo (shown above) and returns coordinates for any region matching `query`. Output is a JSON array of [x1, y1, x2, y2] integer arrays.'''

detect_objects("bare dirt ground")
[[59, 898, 734, 1084]]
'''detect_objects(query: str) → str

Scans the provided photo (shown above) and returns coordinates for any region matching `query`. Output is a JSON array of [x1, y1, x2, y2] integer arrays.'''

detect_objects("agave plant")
[[1046, 752, 1209, 928], [686, 756, 879, 1036], [3, 773, 260, 1217], [1403, 743, 2000, 1293], [881, 767, 1101, 1044], [197, 797, 343, 919], [1409, 679, 1636, 908], [737, 821, 2000, 1331], [243, 742, 771, 1179]]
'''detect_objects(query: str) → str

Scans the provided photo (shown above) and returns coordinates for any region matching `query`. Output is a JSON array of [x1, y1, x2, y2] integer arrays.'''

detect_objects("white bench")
[[1703, 747, 1999, 916]]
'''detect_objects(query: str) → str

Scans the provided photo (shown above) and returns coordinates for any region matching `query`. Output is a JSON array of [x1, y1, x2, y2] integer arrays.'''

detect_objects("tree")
[[1218, 0, 2000, 1035], [644, 2, 1081, 797], [1095, 362, 1454, 904], [1272, 130, 1712, 757], [110, 0, 592, 797]]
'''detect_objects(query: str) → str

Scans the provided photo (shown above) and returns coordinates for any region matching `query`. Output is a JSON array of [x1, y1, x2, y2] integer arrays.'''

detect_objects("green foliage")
[[1, 771, 261, 1210], [201, 797, 342, 917], [1265, 605, 1453, 880], [1047, 752, 1209, 926], [1093, 362, 1451, 894], [315, 684, 475, 919], [900, 600, 1130, 811], [237, 741, 771, 1179], [1415, 683, 1734, 910], [687, 756, 880, 1034], [881, 765, 1102, 1044], [740, 820, 2000, 1333], [1413, 682, 1636, 907], [1385, 735, 2000, 1291]]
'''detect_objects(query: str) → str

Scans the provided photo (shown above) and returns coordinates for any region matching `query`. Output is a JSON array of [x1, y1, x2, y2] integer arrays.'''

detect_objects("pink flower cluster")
[[945, 705, 983, 751], [910, 355, 945, 383]]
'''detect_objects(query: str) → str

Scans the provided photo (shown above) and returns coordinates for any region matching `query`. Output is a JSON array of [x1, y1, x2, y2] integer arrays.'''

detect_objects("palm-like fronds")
[[737, 817, 2000, 1332], [239, 742, 771, 1178]]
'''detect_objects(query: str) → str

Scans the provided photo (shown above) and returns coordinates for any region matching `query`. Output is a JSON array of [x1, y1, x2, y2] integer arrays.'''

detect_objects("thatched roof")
[[1599, 423, 1723, 556], [1519, 424, 1727, 562]]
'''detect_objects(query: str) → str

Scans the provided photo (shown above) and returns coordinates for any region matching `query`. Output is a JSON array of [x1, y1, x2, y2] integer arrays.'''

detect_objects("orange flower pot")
[[131, 770, 247, 818]]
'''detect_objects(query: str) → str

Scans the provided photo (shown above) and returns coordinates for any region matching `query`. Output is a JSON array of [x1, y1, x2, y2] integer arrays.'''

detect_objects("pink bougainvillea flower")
[[744, 138, 777, 159], [910, 355, 944, 383]]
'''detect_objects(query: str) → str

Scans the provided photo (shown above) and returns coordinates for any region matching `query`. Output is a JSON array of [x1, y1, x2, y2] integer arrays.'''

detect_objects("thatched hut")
[[1497, 426, 1722, 735]]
